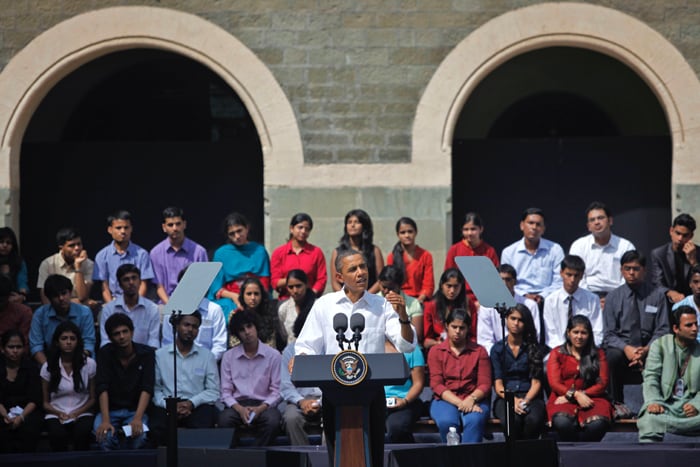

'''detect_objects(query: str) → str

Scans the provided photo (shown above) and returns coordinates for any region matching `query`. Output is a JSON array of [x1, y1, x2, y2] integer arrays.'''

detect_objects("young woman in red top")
[[387, 217, 434, 305], [423, 268, 477, 351]]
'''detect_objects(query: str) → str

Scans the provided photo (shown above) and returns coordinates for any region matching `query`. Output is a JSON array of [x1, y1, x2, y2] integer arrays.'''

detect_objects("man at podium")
[[294, 249, 416, 467]]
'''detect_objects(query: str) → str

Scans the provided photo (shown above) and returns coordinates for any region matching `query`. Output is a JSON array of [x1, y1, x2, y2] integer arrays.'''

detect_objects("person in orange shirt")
[[387, 217, 434, 305]]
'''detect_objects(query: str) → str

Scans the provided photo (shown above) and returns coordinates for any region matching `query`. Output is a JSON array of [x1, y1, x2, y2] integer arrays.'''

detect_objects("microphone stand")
[[496, 302, 515, 465], [166, 310, 182, 467]]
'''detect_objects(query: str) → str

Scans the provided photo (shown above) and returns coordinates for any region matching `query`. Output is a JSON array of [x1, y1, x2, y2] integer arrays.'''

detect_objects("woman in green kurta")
[[637, 305, 700, 442]]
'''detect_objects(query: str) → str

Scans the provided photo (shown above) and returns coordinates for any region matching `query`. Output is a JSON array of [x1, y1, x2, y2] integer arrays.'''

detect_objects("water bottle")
[[446, 426, 460, 445]]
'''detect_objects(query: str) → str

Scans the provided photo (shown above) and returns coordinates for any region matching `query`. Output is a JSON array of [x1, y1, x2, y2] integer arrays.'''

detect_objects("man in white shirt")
[[294, 249, 415, 467], [569, 201, 635, 308]]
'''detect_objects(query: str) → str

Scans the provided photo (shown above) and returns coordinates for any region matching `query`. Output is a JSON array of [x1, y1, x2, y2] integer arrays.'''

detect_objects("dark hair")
[[173, 310, 203, 327], [238, 277, 279, 346], [222, 212, 250, 239], [585, 201, 611, 218], [338, 209, 378, 286], [47, 321, 87, 394], [43, 274, 73, 299], [506, 304, 544, 381], [689, 264, 700, 282], [0, 227, 23, 284], [0, 274, 14, 298], [162, 206, 185, 221], [378, 265, 405, 291], [620, 250, 645, 267], [672, 305, 697, 328], [462, 212, 485, 229], [521, 207, 545, 222], [56, 227, 81, 246], [334, 248, 366, 273], [391, 217, 417, 280], [562, 314, 600, 387], [229, 309, 259, 336], [105, 313, 134, 336], [1, 329, 25, 347], [673, 213, 696, 232], [434, 268, 467, 326], [286, 270, 316, 336], [497, 263, 517, 280], [445, 307, 471, 330], [561, 254, 586, 273], [107, 210, 132, 226], [288, 213, 313, 241], [116, 263, 141, 282]]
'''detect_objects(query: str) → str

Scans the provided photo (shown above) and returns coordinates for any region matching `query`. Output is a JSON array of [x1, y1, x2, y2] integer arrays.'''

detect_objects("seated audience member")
[[271, 213, 327, 301], [0, 227, 29, 303], [500, 207, 565, 311], [428, 308, 491, 443], [477, 264, 541, 354], [543, 255, 603, 349], [37, 227, 94, 307], [207, 212, 271, 321], [94, 313, 154, 451], [229, 277, 284, 350], [100, 264, 160, 348], [161, 268, 227, 361], [280, 303, 322, 445], [218, 310, 282, 448], [423, 268, 475, 351], [40, 321, 96, 451], [277, 269, 316, 345], [93, 210, 154, 303], [547, 315, 613, 442], [490, 304, 546, 440], [30, 275, 96, 366], [385, 341, 425, 443], [672, 264, 700, 330], [387, 216, 435, 305], [444, 212, 499, 306], [0, 275, 32, 344], [149, 206, 208, 305], [379, 265, 424, 345], [603, 250, 670, 409], [649, 213, 700, 305], [569, 202, 635, 308], [151, 312, 220, 446], [0, 330, 42, 453], [637, 306, 700, 442]]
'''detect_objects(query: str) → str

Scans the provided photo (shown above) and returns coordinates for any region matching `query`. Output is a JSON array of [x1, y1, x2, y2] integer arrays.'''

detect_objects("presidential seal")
[[331, 349, 369, 386]]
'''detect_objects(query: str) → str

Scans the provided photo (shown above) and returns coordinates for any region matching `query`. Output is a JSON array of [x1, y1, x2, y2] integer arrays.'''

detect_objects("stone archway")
[[0, 6, 303, 231], [413, 2, 700, 216]]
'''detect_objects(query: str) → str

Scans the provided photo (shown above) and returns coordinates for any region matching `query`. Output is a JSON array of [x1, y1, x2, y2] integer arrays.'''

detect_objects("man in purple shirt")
[[149, 207, 208, 304], [218, 309, 281, 448], [93, 210, 154, 303]]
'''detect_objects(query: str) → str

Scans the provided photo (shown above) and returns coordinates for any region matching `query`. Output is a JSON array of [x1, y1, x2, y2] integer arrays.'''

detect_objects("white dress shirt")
[[543, 287, 603, 348], [569, 233, 635, 293]]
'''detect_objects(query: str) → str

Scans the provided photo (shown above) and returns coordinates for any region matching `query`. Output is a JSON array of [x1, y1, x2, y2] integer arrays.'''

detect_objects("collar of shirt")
[[284, 241, 314, 255]]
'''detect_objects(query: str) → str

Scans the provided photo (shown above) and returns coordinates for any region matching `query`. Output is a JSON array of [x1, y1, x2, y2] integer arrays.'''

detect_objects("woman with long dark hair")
[[423, 268, 477, 351], [330, 209, 384, 294], [277, 269, 317, 344], [40, 321, 96, 451], [229, 277, 285, 351], [0, 329, 42, 453], [208, 212, 271, 321], [0, 227, 29, 303], [271, 213, 327, 301], [490, 304, 546, 439], [546, 314, 613, 441], [386, 217, 434, 305]]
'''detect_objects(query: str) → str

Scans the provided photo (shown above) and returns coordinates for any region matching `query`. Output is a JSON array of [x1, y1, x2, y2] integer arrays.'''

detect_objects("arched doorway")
[[451, 46, 671, 256], [20, 49, 263, 301]]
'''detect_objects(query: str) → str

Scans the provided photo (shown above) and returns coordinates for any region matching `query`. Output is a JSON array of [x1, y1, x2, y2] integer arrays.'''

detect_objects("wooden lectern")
[[292, 352, 409, 467]]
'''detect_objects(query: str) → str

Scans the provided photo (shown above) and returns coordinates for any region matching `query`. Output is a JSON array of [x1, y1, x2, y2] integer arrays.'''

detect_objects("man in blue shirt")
[[150, 311, 220, 446], [29, 274, 96, 365]]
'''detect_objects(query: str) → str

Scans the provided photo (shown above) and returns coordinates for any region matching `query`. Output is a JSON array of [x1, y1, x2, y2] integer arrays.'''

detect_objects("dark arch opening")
[[20, 49, 263, 302], [451, 46, 671, 259]]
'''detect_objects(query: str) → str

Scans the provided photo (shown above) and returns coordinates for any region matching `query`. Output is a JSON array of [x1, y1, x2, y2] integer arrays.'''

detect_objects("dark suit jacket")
[[649, 242, 700, 294]]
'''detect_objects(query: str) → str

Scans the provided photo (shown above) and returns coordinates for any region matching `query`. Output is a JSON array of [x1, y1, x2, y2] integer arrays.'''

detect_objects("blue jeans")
[[430, 399, 489, 443], [93, 409, 149, 450]]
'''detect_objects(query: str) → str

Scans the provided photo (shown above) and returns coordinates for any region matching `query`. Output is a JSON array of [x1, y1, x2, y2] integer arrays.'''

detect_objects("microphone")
[[333, 313, 348, 351], [350, 313, 365, 351]]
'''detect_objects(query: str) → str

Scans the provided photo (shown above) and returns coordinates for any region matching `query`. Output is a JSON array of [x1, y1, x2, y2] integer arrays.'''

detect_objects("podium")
[[292, 352, 410, 467]]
